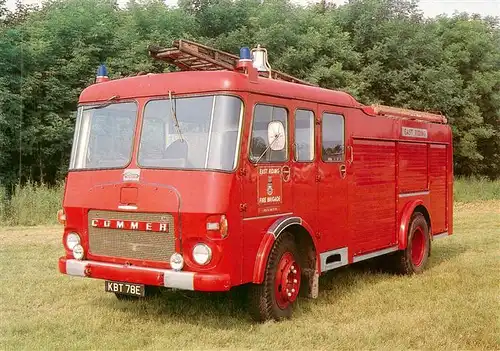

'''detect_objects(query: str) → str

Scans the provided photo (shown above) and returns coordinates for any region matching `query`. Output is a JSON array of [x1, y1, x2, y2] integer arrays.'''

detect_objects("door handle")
[[281, 165, 291, 182], [339, 164, 347, 179]]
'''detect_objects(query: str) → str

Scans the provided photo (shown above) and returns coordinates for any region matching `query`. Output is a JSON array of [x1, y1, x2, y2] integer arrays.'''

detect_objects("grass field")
[[1, 201, 499, 350]]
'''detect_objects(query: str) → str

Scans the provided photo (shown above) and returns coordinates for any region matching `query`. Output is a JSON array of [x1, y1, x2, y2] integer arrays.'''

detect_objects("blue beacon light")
[[97, 64, 108, 77], [96, 64, 109, 83], [239, 47, 252, 61], [236, 46, 257, 76]]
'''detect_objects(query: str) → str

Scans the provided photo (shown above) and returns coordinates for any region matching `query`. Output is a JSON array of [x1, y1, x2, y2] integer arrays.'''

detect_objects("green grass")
[[454, 177, 500, 203], [0, 201, 498, 350]]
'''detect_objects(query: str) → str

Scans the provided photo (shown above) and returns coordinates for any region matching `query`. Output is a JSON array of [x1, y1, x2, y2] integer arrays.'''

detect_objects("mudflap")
[[301, 268, 319, 299]]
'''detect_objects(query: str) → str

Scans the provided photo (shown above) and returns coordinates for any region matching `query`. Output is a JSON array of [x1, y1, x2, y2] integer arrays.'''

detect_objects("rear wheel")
[[396, 212, 430, 274], [249, 232, 301, 321]]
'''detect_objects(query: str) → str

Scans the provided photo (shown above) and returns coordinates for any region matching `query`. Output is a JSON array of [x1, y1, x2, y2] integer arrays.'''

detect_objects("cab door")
[[240, 95, 293, 282], [316, 106, 350, 252], [290, 102, 318, 234]]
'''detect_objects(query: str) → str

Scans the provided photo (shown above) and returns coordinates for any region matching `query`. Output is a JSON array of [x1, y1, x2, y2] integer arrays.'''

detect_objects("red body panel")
[[59, 69, 453, 292], [398, 142, 428, 193], [349, 138, 397, 255], [429, 144, 448, 234]]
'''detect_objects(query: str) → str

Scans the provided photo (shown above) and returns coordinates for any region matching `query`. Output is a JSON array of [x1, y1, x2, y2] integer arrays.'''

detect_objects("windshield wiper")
[[82, 95, 120, 111], [168, 90, 184, 142]]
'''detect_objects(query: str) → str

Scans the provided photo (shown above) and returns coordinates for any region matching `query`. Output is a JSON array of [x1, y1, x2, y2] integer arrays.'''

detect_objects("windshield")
[[70, 102, 137, 170], [138, 95, 243, 171]]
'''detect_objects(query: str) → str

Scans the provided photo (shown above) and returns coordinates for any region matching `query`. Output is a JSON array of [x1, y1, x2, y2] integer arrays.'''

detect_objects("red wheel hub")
[[274, 252, 301, 309], [411, 227, 425, 266]]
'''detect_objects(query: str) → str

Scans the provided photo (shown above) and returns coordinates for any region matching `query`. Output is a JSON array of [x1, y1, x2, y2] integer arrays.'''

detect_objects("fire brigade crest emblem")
[[266, 176, 273, 195]]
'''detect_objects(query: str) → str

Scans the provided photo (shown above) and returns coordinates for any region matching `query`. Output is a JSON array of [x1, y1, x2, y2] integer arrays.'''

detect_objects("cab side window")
[[250, 104, 288, 163], [294, 109, 314, 162], [322, 113, 344, 162]]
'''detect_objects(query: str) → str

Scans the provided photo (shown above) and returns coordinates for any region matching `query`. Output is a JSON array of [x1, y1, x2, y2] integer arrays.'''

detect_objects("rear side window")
[[249, 104, 288, 163], [322, 113, 344, 162], [294, 109, 314, 162]]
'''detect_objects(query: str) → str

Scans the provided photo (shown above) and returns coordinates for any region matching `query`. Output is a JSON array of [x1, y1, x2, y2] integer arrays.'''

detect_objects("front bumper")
[[58, 257, 231, 292]]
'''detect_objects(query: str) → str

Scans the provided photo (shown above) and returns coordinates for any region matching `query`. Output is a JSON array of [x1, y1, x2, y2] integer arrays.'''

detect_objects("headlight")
[[170, 253, 184, 271], [192, 244, 212, 265], [66, 232, 81, 250], [72, 244, 85, 260]]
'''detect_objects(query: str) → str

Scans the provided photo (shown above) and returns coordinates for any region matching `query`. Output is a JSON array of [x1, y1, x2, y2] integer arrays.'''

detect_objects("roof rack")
[[148, 39, 314, 86], [370, 104, 447, 124]]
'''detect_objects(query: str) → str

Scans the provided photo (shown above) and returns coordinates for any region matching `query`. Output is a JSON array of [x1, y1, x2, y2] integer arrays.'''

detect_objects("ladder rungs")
[[148, 39, 315, 86]]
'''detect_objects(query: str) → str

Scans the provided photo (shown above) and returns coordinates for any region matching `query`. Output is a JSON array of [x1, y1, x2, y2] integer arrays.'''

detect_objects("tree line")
[[0, 0, 498, 189]]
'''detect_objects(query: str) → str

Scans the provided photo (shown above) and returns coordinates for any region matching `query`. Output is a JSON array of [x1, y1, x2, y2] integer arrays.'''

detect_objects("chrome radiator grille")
[[88, 210, 175, 262]]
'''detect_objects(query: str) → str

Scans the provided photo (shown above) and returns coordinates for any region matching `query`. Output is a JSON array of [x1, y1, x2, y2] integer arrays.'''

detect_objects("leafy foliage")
[[0, 0, 499, 189]]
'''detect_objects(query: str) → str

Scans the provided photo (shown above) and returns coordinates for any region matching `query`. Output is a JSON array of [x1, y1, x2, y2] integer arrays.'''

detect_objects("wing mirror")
[[267, 121, 286, 151]]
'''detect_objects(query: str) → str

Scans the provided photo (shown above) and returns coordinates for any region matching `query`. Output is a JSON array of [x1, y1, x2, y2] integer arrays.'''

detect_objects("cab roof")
[[79, 70, 360, 108]]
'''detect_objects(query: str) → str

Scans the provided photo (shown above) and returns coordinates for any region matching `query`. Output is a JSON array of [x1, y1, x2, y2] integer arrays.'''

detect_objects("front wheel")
[[396, 212, 430, 274], [249, 232, 302, 321]]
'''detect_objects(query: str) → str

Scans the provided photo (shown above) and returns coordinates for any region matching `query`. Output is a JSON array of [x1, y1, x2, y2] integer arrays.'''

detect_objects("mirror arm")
[[255, 134, 281, 163]]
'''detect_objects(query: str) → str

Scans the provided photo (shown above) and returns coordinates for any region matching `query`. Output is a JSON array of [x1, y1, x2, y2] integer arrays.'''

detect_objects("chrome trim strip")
[[268, 216, 302, 238], [353, 246, 398, 263], [243, 212, 293, 221], [320, 247, 348, 272], [399, 190, 430, 198], [232, 100, 244, 170], [433, 232, 449, 239], [204, 96, 217, 168], [429, 144, 446, 149], [117, 205, 138, 210], [164, 271, 194, 290], [66, 259, 86, 277]]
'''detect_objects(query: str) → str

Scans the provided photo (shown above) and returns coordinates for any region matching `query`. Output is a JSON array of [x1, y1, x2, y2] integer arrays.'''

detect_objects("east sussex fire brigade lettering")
[[91, 218, 169, 232], [258, 166, 283, 205], [402, 126, 428, 139]]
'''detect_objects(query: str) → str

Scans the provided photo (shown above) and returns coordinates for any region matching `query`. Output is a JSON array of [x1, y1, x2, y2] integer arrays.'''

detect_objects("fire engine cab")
[[58, 40, 453, 321]]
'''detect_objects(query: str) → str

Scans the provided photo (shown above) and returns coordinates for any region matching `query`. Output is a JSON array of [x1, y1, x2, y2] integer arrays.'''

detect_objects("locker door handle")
[[347, 146, 354, 164], [339, 164, 347, 179]]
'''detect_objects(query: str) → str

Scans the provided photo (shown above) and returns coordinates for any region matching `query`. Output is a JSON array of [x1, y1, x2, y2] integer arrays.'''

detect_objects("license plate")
[[105, 281, 145, 297]]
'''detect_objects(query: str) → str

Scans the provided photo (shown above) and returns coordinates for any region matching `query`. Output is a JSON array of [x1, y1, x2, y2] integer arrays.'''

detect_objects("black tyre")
[[114, 286, 162, 301], [249, 232, 302, 321], [396, 212, 430, 274]]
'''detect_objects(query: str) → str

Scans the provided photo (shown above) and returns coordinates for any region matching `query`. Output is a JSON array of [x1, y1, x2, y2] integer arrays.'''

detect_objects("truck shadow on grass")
[[100, 287, 252, 326], [97, 241, 467, 326], [428, 239, 468, 268]]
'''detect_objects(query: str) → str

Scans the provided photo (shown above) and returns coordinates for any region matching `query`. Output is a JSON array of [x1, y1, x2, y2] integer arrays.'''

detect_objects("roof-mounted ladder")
[[370, 104, 447, 124], [148, 39, 314, 86]]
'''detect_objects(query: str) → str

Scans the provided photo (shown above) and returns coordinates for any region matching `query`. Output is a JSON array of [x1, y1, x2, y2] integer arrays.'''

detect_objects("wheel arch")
[[398, 200, 432, 250], [252, 216, 319, 284]]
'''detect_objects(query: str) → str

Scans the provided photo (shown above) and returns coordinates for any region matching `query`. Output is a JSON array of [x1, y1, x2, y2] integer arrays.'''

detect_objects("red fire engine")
[[58, 40, 453, 321]]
